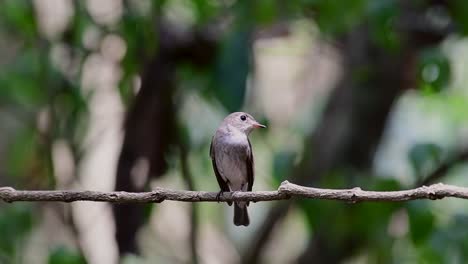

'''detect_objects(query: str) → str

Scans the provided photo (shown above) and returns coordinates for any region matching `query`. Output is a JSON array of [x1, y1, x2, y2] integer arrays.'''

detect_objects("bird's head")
[[223, 112, 266, 135]]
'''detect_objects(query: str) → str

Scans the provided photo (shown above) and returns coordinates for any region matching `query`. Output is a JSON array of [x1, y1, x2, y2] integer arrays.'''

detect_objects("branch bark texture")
[[1, 181, 468, 203]]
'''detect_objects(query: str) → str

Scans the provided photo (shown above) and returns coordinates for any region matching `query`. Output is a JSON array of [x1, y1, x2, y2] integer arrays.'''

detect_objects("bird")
[[210, 112, 266, 226]]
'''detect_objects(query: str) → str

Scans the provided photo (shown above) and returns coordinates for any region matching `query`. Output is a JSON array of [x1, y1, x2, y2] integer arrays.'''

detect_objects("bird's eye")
[[240, 115, 247, 121]]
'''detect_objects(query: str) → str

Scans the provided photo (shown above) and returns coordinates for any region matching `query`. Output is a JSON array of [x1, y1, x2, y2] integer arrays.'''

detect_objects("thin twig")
[[1, 181, 468, 203], [418, 150, 468, 186]]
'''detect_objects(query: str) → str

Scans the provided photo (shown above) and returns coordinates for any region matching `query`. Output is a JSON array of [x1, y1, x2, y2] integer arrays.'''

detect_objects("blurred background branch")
[[418, 148, 468, 186]]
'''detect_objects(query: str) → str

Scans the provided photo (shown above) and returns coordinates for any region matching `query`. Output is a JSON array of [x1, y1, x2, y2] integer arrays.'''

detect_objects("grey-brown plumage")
[[210, 112, 265, 226]]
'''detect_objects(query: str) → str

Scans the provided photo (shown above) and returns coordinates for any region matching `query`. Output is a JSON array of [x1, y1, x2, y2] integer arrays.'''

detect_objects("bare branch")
[[2, 181, 468, 204]]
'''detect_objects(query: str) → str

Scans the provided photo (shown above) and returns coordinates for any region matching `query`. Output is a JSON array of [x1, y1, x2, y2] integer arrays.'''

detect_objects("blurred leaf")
[[407, 201, 435, 245], [118, 74, 136, 106], [272, 151, 296, 184], [48, 246, 86, 264], [142, 203, 154, 223], [446, 215, 468, 261], [254, 0, 278, 25], [212, 1, 254, 112], [0, 48, 46, 109], [120, 10, 157, 71], [450, 0, 468, 35], [369, 177, 402, 191], [368, 0, 400, 51], [213, 28, 251, 112], [66, 2, 94, 48], [118, 8, 158, 105], [6, 128, 39, 179], [177, 63, 212, 95], [445, 94, 468, 123], [192, 0, 219, 24], [408, 143, 443, 180], [418, 48, 451, 93], [416, 244, 444, 264], [0, 204, 34, 257], [422, 214, 468, 263], [52, 87, 88, 140], [0, 0, 37, 40], [303, 0, 368, 34]]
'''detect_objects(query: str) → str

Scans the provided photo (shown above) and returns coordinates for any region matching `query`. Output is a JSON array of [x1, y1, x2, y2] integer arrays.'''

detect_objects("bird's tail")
[[234, 202, 249, 226]]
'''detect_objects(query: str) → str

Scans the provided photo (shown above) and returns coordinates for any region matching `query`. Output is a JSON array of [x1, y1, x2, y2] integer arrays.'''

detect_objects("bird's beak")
[[252, 122, 267, 129]]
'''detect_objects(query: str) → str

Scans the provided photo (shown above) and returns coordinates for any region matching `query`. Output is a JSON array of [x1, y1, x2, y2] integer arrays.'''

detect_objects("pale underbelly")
[[217, 154, 248, 191]]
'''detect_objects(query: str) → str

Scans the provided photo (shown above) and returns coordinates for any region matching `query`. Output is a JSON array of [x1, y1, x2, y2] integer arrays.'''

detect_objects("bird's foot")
[[216, 190, 224, 203], [216, 190, 233, 206]]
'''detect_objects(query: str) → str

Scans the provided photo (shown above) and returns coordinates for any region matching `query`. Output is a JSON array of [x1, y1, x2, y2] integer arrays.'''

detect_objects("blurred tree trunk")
[[113, 21, 218, 255], [113, 36, 177, 255]]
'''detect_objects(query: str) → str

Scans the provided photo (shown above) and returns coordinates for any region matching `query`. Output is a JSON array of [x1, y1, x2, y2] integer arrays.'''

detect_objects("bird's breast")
[[221, 132, 248, 146], [215, 133, 249, 191]]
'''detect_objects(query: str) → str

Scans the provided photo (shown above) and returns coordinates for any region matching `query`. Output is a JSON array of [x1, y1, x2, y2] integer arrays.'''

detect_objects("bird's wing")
[[210, 137, 230, 193], [246, 138, 254, 192]]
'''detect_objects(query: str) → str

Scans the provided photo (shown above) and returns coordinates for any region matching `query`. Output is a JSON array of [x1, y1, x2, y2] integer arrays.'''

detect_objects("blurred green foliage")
[[48, 247, 86, 264], [409, 143, 443, 181], [272, 151, 296, 184], [408, 201, 435, 245], [0, 204, 34, 262], [418, 48, 451, 93], [1, 0, 468, 263]]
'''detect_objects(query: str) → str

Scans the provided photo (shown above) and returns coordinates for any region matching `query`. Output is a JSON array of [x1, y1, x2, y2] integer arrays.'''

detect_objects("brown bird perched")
[[210, 112, 266, 226]]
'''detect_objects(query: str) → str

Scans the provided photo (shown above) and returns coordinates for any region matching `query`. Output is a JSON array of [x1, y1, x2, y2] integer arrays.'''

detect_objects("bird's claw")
[[216, 190, 233, 206], [216, 190, 224, 203]]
